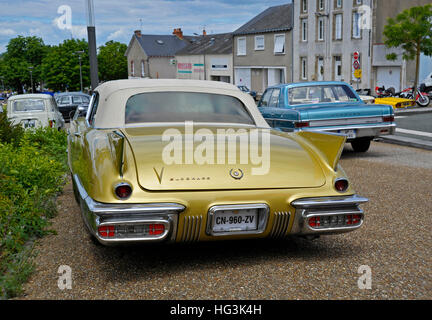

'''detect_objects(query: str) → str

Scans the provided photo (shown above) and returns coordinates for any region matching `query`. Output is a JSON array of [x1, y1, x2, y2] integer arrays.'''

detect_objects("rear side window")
[[268, 88, 281, 108], [125, 92, 255, 125], [72, 96, 83, 104], [59, 96, 71, 105], [13, 99, 45, 112], [259, 89, 273, 107]]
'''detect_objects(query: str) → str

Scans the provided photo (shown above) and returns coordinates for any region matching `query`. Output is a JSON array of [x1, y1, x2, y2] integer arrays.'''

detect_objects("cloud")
[[0, 0, 290, 53], [0, 29, 16, 36], [107, 28, 127, 41]]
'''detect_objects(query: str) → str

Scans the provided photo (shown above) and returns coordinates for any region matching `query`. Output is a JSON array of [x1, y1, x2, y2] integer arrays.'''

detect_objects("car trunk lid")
[[122, 125, 326, 191]]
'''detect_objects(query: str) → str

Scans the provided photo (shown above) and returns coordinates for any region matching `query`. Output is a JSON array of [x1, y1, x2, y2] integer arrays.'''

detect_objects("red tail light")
[[294, 121, 310, 128], [149, 224, 165, 235], [346, 214, 362, 225], [49, 120, 54, 128], [334, 179, 349, 192], [382, 115, 394, 122], [98, 225, 115, 237], [115, 183, 132, 199], [308, 216, 321, 228]]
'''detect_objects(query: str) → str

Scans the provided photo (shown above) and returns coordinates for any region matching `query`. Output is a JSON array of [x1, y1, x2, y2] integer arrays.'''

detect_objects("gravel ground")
[[16, 141, 432, 300]]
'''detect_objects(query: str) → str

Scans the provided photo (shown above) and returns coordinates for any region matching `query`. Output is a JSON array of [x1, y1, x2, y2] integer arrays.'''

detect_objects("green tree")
[[98, 40, 128, 82], [384, 4, 432, 89], [41, 39, 90, 92], [1, 36, 47, 93]]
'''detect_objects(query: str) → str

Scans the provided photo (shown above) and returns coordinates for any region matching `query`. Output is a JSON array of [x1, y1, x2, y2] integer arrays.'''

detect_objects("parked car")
[[56, 92, 91, 122], [71, 104, 89, 121], [421, 71, 432, 93], [374, 97, 416, 109], [237, 85, 257, 100], [257, 81, 396, 153], [68, 79, 368, 245], [359, 95, 375, 104], [7, 94, 65, 130]]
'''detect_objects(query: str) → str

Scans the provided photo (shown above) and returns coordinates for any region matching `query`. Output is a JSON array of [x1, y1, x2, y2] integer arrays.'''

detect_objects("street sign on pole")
[[354, 69, 362, 79], [353, 60, 360, 70], [354, 51, 360, 60]]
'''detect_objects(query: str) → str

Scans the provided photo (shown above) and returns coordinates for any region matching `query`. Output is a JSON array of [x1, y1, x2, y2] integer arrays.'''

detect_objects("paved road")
[[17, 142, 432, 300], [395, 112, 432, 142]]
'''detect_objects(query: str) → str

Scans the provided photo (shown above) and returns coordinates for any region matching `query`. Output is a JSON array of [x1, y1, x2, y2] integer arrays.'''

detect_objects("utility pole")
[[75, 50, 84, 92], [86, 0, 99, 91], [28, 66, 34, 93]]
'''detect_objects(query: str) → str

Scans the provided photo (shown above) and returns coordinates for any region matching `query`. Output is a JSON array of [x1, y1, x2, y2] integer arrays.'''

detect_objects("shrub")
[[0, 108, 24, 146], [0, 126, 68, 299]]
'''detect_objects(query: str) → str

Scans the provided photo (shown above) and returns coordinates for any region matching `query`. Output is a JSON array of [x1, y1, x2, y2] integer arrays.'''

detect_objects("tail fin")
[[296, 131, 346, 171], [108, 130, 125, 178]]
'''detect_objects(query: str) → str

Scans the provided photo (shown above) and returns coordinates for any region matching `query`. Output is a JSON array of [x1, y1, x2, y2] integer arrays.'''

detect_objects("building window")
[[317, 56, 324, 81], [274, 34, 285, 54], [301, 57, 307, 80], [317, 17, 325, 41], [334, 56, 342, 81], [335, 0, 342, 8], [354, 0, 363, 6], [141, 60, 145, 77], [301, 19, 308, 42], [317, 0, 325, 11], [130, 61, 135, 76], [334, 14, 343, 40], [237, 37, 246, 56], [352, 12, 362, 39], [302, 0, 308, 13], [255, 35, 265, 50]]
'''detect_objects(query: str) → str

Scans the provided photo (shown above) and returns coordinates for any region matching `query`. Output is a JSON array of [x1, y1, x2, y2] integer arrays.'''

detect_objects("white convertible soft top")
[[91, 79, 270, 128]]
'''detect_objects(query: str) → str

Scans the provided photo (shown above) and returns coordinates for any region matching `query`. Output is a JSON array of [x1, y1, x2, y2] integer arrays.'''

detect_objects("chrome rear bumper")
[[304, 123, 396, 140], [73, 174, 185, 245], [290, 195, 369, 235]]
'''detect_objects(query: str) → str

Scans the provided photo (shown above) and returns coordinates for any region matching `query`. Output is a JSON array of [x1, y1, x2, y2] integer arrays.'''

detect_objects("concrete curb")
[[378, 135, 432, 151], [394, 106, 432, 115]]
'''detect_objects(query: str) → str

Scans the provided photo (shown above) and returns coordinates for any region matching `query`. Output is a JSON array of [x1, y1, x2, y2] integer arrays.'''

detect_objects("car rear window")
[[12, 99, 45, 112], [288, 85, 359, 105], [125, 92, 255, 125]]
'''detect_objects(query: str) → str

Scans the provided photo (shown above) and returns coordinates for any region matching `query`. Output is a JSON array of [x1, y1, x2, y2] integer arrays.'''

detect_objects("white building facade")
[[293, 0, 373, 90]]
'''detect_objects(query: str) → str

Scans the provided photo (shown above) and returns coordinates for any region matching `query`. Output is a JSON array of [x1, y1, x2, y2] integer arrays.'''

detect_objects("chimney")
[[203, 28, 207, 36], [173, 28, 183, 40], [134, 30, 142, 38]]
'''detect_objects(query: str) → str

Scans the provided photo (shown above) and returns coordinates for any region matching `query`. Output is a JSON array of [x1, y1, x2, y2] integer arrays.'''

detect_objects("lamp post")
[[86, 0, 99, 91], [28, 66, 34, 93], [75, 50, 84, 92]]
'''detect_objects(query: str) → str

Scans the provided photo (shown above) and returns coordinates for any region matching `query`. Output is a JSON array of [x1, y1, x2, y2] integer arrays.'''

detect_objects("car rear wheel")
[[351, 138, 371, 153]]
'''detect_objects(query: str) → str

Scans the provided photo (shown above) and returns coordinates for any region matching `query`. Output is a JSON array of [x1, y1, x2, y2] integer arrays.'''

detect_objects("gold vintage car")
[[374, 97, 416, 109], [68, 79, 368, 245]]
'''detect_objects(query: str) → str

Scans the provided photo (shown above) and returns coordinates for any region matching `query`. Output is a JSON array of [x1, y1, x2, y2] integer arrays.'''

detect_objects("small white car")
[[7, 94, 65, 130]]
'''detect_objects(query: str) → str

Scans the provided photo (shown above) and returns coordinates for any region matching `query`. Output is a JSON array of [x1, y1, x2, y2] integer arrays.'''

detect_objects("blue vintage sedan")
[[257, 81, 396, 152]]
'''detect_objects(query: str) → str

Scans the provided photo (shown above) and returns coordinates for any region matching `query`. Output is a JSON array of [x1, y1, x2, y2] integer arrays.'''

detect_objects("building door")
[[377, 67, 401, 92], [268, 69, 284, 87], [235, 68, 251, 89]]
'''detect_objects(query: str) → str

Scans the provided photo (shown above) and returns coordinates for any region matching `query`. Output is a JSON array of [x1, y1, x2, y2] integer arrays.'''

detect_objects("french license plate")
[[338, 129, 356, 139], [212, 209, 258, 233]]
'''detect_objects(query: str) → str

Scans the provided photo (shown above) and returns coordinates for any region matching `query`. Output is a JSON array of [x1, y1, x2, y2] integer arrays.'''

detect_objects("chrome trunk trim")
[[269, 212, 291, 238], [180, 216, 203, 242]]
